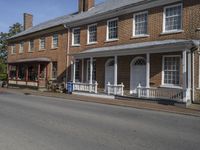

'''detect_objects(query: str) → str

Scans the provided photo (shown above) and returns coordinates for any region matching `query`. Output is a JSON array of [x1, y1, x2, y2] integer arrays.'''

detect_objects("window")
[[72, 28, 80, 46], [40, 64, 46, 79], [75, 60, 80, 81], [19, 42, 24, 53], [29, 40, 34, 52], [9, 65, 16, 79], [18, 64, 25, 80], [88, 24, 97, 44], [52, 62, 57, 79], [133, 12, 148, 36], [107, 18, 118, 40], [87, 60, 96, 81], [163, 4, 182, 32], [40, 37, 46, 50], [11, 44, 16, 54], [52, 34, 58, 48], [163, 56, 180, 86]]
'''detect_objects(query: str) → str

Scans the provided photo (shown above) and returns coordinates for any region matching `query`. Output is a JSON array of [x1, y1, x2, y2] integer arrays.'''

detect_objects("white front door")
[[105, 59, 114, 89], [130, 58, 146, 94]]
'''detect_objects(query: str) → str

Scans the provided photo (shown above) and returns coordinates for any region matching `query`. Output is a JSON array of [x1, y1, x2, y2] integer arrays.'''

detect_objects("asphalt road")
[[0, 92, 199, 150]]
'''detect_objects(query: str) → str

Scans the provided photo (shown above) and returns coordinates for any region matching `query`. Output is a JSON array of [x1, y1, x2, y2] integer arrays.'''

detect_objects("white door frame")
[[130, 56, 146, 94]]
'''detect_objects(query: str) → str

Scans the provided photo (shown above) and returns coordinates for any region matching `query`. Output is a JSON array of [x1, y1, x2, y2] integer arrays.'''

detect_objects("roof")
[[72, 40, 198, 58], [9, 0, 147, 39]]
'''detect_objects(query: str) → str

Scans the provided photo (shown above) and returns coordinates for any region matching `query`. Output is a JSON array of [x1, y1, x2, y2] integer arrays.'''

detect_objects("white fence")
[[137, 85, 184, 101], [106, 82, 124, 96], [73, 82, 98, 93]]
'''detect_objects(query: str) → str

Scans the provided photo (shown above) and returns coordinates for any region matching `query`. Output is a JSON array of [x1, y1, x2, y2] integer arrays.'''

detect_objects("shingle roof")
[[9, 0, 145, 39]]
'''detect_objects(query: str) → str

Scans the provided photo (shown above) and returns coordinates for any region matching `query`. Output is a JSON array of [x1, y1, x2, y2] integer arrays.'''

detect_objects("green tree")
[[0, 23, 23, 61]]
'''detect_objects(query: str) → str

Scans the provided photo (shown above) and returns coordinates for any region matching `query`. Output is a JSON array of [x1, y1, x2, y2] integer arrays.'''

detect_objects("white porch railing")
[[106, 82, 124, 96], [137, 85, 184, 101], [73, 82, 98, 94]]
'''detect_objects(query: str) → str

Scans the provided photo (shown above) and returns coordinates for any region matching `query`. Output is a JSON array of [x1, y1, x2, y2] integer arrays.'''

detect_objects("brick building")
[[7, 0, 200, 104]]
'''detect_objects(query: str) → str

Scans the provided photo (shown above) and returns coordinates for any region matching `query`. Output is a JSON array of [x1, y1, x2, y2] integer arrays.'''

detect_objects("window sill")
[[131, 35, 150, 39], [160, 30, 184, 35], [71, 44, 81, 47], [160, 85, 182, 89], [105, 39, 119, 43], [196, 28, 200, 31], [86, 42, 98, 46], [51, 47, 58, 50], [39, 49, 46, 51]]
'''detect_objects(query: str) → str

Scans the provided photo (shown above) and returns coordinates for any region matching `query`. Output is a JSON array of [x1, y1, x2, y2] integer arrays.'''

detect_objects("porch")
[[8, 58, 50, 88], [70, 40, 196, 103]]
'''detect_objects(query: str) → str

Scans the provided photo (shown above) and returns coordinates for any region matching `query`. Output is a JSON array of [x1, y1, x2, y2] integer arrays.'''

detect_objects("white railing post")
[[94, 81, 98, 94], [121, 83, 124, 96], [107, 82, 110, 95], [137, 83, 141, 98], [89, 57, 93, 93]]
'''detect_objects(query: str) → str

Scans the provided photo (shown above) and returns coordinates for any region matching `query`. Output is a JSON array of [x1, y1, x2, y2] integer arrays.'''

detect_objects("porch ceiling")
[[8, 57, 51, 64], [72, 40, 199, 59]]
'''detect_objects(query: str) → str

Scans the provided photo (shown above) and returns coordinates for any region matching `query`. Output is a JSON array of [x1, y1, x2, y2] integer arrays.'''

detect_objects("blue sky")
[[0, 0, 105, 33]]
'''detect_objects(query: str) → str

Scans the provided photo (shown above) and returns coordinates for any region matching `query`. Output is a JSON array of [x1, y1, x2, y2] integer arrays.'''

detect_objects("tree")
[[0, 23, 23, 62]]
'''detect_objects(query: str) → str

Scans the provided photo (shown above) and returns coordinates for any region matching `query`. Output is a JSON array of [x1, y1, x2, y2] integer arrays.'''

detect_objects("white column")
[[146, 53, 150, 97], [114, 56, 118, 95], [73, 59, 76, 83], [81, 59, 84, 82], [182, 50, 187, 102], [89, 57, 93, 92], [187, 52, 192, 104]]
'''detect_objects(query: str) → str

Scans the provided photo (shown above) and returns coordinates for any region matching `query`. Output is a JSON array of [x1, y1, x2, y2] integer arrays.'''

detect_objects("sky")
[[0, 0, 105, 33]]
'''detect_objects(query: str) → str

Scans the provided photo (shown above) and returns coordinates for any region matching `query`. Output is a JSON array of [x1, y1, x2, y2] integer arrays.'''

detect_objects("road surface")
[[0, 92, 199, 150]]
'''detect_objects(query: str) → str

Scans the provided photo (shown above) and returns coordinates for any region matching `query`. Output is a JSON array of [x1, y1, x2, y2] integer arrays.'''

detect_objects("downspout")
[[63, 24, 70, 83]]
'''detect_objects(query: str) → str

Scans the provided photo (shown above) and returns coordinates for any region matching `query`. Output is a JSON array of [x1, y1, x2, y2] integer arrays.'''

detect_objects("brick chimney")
[[23, 13, 33, 30], [79, 0, 94, 12]]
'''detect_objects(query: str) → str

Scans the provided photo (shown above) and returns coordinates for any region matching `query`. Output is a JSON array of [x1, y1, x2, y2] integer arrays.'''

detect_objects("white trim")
[[106, 18, 118, 41], [130, 56, 146, 94], [163, 3, 183, 33], [39, 37, 46, 50], [87, 23, 97, 45], [11, 44, 16, 54], [161, 55, 181, 87], [133, 11, 148, 37], [72, 27, 81, 46]]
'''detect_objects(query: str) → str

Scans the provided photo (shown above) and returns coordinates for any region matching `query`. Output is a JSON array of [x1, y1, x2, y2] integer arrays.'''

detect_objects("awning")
[[71, 40, 200, 59], [8, 57, 51, 64]]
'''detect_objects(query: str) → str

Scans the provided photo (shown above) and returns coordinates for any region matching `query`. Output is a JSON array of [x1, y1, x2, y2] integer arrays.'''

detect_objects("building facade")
[[7, 0, 200, 104]]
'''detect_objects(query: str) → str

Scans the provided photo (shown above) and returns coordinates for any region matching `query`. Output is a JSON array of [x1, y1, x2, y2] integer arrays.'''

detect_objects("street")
[[0, 92, 199, 150]]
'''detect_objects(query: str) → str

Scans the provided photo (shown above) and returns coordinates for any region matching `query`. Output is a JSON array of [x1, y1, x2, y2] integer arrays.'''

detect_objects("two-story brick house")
[[7, 0, 200, 104]]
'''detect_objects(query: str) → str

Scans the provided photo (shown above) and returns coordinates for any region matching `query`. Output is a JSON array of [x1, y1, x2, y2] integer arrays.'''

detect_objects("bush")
[[0, 73, 7, 81]]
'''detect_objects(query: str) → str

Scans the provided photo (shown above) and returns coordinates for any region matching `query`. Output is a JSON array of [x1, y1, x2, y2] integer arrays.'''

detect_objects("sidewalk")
[[1, 87, 200, 117]]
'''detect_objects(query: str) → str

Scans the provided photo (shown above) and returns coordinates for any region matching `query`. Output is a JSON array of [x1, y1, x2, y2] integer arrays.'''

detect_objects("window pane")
[[163, 57, 180, 85], [108, 19, 118, 39], [53, 34, 58, 48], [135, 13, 148, 35], [40, 37, 46, 49], [73, 28, 80, 45], [165, 5, 182, 31], [89, 25, 97, 43]]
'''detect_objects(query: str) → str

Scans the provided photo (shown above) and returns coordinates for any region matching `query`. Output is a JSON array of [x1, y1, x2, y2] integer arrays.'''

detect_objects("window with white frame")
[[163, 56, 180, 86], [19, 42, 24, 53], [72, 28, 80, 46], [133, 12, 148, 36], [29, 40, 34, 52], [40, 37, 46, 50], [164, 4, 182, 32], [87, 60, 96, 81], [88, 24, 97, 44], [52, 34, 58, 48], [107, 18, 118, 40], [11, 44, 16, 54]]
